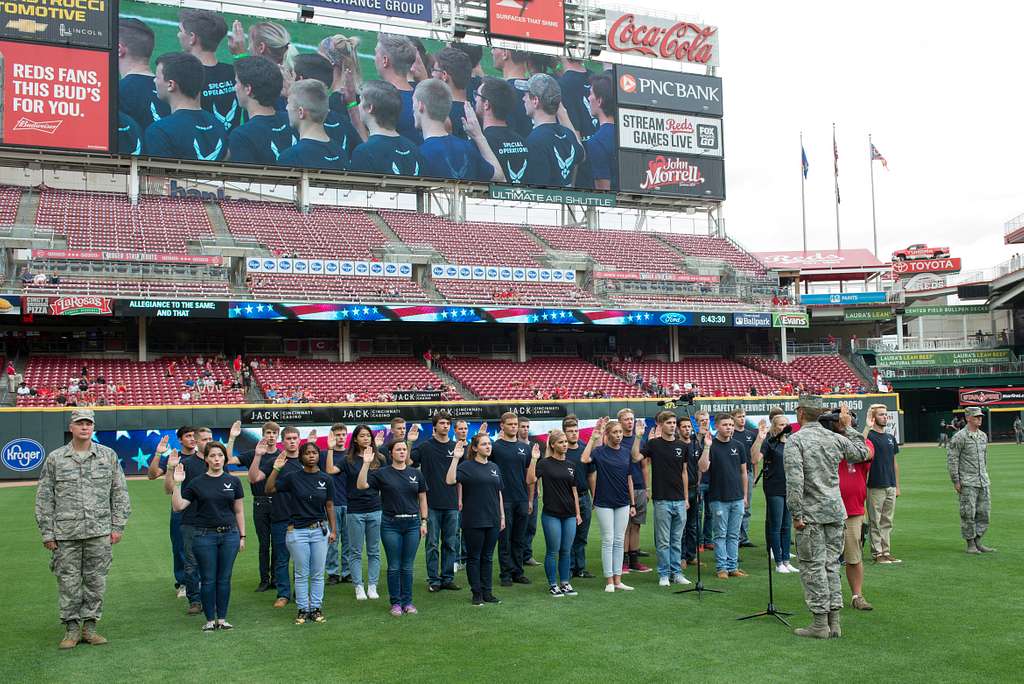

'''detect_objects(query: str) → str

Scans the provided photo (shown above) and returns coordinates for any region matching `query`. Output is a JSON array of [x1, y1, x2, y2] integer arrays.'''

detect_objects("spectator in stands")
[[374, 34, 420, 144], [523, 74, 584, 188], [414, 79, 504, 182], [78, 377, 89, 393], [146, 52, 229, 161], [749, 385, 758, 396], [178, 9, 242, 132], [490, 48, 532, 137], [181, 390, 192, 402], [477, 76, 529, 185], [118, 18, 171, 135], [5, 361, 15, 392], [229, 56, 294, 165], [116, 383, 127, 395], [586, 73, 617, 191], [19, 266, 34, 284], [278, 80, 349, 171], [16, 382, 30, 396], [432, 47, 473, 140]]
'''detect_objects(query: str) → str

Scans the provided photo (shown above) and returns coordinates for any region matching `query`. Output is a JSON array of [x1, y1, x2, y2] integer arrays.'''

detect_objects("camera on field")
[[818, 409, 857, 433]]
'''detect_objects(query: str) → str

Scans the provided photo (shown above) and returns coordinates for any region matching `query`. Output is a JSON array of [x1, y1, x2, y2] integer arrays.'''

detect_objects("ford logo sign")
[[2, 438, 45, 472], [660, 313, 687, 325]]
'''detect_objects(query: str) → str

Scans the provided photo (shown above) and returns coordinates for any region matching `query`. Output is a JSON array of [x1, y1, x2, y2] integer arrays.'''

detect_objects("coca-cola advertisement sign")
[[619, 150, 725, 199], [605, 11, 720, 67], [48, 296, 113, 316], [615, 65, 723, 117]]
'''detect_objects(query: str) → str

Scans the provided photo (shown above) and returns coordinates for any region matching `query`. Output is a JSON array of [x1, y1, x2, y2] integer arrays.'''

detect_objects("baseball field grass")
[[1, 444, 1021, 682]]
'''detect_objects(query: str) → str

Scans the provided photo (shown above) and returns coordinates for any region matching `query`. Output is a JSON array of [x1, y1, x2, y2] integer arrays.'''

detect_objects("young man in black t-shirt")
[[476, 76, 529, 184], [117, 18, 170, 135], [698, 414, 749, 579], [145, 52, 228, 161], [278, 80, 349, 171], [433, 47, 473, 140], [491, 412, 531, 586], [230, 56, 294, 164], [732, 407, 758, 548], [411, 412, 462, 592], [523, 74, 584, 188], [178, 9, 242, 132], [350, 79, 426, 177], [677, 418, 701, 565], [643, 410, 692, 587], [865, 405, 901, 563], [232, 421, 280, 591]]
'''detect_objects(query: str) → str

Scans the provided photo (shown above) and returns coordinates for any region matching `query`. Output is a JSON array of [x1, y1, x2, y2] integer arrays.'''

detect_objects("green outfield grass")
[[2, 445, 1021, 682]]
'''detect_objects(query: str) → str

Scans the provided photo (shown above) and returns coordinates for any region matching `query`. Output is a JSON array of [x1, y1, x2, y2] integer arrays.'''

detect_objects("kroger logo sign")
[[2, 438, 45, 472]]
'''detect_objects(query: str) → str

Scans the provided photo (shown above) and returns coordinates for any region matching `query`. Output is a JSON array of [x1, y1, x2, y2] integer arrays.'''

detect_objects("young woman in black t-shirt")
[[343, 425, 385, 601], [446, 433, 505, 606], [754, 411, 795, 573], [527, 429, 581, 598], [172, 441, 245, 631]]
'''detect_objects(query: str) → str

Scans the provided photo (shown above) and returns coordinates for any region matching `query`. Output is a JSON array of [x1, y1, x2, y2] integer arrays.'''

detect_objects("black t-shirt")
[[707, 438, 745, 502], [680, 439, 699, 490], [734, 428, 756, 470], [117, 113, 143, 156], [760, 437, 787, 497], [119, 73, 171, 133], [228, 112, 295, 165], [278, 138, 349, 171], [525, 123, 584, 188], [449, 100, 468, 139], [564, 442, 595, 495], [506, 77, 532, 138], [411, 438, 458, 510], [181, 472, 243, 528], [456, 459, 504, 529], [171, 454, 212, 524], [201, 62, 242, 132], [558, 69, 597, 140], [536, 457, 578, 518], [236, 448, 280, 497], [341, 458, 383, 513], [866, 430, 899, 488], [367, 466, 427, 517], [350, 133, 426, 176], [275, 468, 334, 527], [643, 437, 688, 501], [270, 457, 303, 522], [318, 450, 348, 507], [490, 438, 530, 504], [621, 433, 646, 488], [484, 126, 529, 184]]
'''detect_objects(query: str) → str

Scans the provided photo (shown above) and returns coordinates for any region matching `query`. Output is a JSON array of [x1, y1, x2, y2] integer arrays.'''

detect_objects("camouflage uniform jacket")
[[947, 428, 990, 487], [783, 422, 870, 524], [35, 442, 131, 542]]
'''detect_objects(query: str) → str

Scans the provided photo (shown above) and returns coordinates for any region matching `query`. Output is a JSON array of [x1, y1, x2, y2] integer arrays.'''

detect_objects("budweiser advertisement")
[[959, 388, 1024, 407], [31, 249, 223, 266], [488, 0, 565, 45], [618, 150, 725, 200], [46, 296, 113, 316], [892, 257, 962, 276], [0, 0, 113, 48], [605, 11, 719, 67], [618, 108, 722, 158], [0, 40, 109, 152], [615, 65, 723, 116]]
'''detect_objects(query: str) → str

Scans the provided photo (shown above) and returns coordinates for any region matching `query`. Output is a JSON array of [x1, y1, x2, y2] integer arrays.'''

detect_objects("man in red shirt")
[[839, 442, 875, 610]]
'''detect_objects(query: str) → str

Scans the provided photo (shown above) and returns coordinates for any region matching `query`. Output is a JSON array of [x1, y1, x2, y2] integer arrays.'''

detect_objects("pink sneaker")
[[402, 604, 418, 614], [389, 604, 403, 617]]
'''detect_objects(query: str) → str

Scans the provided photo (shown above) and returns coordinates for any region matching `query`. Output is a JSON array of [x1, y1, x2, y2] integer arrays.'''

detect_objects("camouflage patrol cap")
[[70, 408, 95, 423], [797, 395, 823, 410], [964, 407, 983, 418]]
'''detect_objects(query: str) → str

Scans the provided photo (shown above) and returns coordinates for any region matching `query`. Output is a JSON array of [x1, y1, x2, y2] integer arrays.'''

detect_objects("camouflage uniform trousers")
[[50, 535, 112, 623], [958, 486, 991, 540], [795, 522, 844, 615]]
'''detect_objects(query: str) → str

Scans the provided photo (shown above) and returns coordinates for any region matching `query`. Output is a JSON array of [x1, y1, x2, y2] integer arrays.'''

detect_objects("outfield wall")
[[0, 394, 901, 480]]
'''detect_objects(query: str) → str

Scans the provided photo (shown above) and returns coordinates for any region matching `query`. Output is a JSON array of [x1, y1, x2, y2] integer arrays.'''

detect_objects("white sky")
[[633, 0, 1023, 271]]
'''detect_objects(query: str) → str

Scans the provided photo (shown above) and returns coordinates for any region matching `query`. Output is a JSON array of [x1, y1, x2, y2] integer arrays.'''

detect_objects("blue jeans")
[[192, 528, 240, 620], [180, 524, 200, 604], [325, 505, 350, 578], [541, 513, 576, 586], [346, 510, 382, 586], [271, 521, 292, 599], [765, 495, 792, 563], [699, 483, 713, 544], [710, 499, 744, 572], [653, 499, 687, 578], [570, 493, 593, 574], [381, 516, 421, 606], [426, 508, 459, 587], [170, 510, 186, 587], [286, 526, 328, 611]]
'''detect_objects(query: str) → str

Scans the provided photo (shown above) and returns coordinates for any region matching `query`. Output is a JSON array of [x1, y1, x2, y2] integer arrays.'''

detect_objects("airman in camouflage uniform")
[[34, 409, 131, 649], [784, 397, 870, 639], [947, 407, 994, 554]]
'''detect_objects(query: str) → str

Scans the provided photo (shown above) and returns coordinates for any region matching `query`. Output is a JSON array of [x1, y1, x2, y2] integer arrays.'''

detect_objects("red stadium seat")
[[609, 359, 783, 397], [379, 210, 544, 267], [438, 357, 640, 400], [252, 357, 460, 403]]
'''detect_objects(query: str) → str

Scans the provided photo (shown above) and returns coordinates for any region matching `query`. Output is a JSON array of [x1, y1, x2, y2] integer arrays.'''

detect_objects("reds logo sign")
[[892, 257, 961, 276]]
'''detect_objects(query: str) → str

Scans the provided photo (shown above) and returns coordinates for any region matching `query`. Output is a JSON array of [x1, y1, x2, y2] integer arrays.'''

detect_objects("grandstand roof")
[[752, 249, 888, 281]]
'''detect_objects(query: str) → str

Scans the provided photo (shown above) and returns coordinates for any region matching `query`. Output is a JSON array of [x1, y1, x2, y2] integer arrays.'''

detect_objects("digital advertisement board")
[[276, 0, 432, 23], [488, 0, 565, 45], [618, 108, 722, 157], [0, 0, 113, 48], [615, 65, 723, 116], [0, 40, 110, 152], [618, 151, 725, 199]]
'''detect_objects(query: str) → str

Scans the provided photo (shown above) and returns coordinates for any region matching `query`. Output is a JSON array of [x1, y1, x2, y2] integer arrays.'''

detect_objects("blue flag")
[[801, 145, 809, 179]]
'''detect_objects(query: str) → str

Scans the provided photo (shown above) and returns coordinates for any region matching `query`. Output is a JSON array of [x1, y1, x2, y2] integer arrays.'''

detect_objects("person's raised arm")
[[526, 442, 541, 486], [264, 452, 288, 494], [580, 417, 608, 464], [226, 420, 242, 465], [356, 447, 376, 490], [630, 419, 646, 462], [445, 441, 464, 486], [148, 434, 170, 479], [248, 439, 269, 484], [751, 419, 768, 466], [698, 428, 711, 474], [162, 449, 181, 496], [837, 405, 870, 463], [463, 107, 506, 183], [170, 463, 191, 512]]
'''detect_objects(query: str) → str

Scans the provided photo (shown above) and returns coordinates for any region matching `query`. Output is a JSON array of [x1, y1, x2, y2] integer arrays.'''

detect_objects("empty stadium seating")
[[17, 356, 245, 407], [433, 280, 600, 307], [252, 357, 460, 403], [246, 275, 428, 302], [221, 201, 388, 259], [380, 210, 544, 267], [609, 359, 783, 396], [658, 233, 767, 275], [0, 185, 22, 226], [439, 357, 640, 400], [532, 225, 684, 273], [35, 190, 215, 253], [22, 278, 230, 299], [738, 355, 864, 391]]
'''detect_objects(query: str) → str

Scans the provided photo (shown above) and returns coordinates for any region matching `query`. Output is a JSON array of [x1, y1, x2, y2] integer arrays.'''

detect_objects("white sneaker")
[[673, 573, 692, 585], [615, 582, 634, 591], [176, 586, 187, 599], [776, 563, 790, 573], [453, 562, 461, 573], [604, 583, 616, 593], [367, 584, 379, 600], [355, 584, 367, 600], [785, 562, 799, 573], [659, 576, 671, 587]]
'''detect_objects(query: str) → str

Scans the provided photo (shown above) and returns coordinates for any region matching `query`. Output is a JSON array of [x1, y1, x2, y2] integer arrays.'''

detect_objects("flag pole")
[[832, 122, 841, 251], [800, 131, 807, 253], [869, 133, 879, 259]]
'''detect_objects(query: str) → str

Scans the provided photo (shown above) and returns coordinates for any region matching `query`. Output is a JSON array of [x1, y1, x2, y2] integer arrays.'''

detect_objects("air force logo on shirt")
[[490, 468, 499, 478], [567, 466, 576, 477], [730, 448, 739, 456], [409, 475, 418, 484], [317, 480, 327, 489], [447, 450, 455, 458], [223, 482, 234, 491], [674, 448, 683, 458], [517, 447, 526, 456]]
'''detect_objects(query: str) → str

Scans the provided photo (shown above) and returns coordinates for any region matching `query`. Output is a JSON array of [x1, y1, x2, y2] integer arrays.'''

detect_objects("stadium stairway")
[[16, 189, 39, 227], [430, 364, 478, 400], [367, 211, 406, 245], [205, 203, 237, 244]]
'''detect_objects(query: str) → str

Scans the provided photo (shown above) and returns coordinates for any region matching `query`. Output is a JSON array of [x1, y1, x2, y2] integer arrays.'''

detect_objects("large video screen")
[[108, 2, 720, 198]]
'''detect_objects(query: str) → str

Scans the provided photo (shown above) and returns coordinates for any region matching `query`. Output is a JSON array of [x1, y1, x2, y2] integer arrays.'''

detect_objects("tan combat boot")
[[793, 613, 830, 639], [975, 538, 997, 553], [827, 609, 842, 638], [81, 620, 108, 645], [59, 621, 81, 649], [966, 539, 981, 554]]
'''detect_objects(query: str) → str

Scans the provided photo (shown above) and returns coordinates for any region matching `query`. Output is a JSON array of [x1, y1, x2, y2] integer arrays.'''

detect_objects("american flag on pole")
[[871, 143, 889, 170]]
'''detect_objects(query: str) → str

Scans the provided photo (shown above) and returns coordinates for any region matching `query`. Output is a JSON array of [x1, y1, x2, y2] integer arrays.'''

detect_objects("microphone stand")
[[676, 483, 722, 599], [737, 498, 792, 626]]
